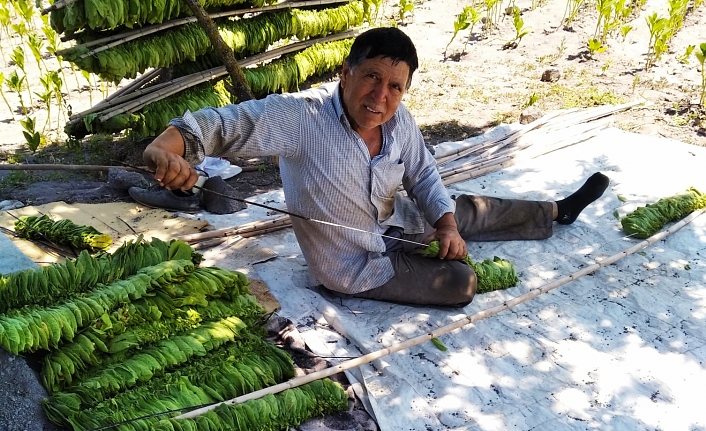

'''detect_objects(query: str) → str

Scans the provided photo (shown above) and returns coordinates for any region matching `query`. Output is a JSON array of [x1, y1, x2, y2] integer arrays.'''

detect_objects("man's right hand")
[[143, 125, 200, 191]]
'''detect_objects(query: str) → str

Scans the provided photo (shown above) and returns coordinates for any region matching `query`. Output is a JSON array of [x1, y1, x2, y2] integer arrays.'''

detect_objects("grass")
[[0, 171, 42, 192]]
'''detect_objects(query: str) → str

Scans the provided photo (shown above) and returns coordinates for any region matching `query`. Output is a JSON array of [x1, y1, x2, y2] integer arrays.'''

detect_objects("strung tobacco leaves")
[[68, 38, 354, 138], [0, 236, 197, 314], [422, 241, 519, 293], [64, 2, 363, 82], [14, 214, 112, 251], [50, 0, 274, 35], [621, 187, 706, 239]]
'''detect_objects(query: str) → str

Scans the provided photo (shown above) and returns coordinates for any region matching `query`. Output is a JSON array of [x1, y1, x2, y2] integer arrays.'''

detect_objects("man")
[[143, 27, 609, 307]]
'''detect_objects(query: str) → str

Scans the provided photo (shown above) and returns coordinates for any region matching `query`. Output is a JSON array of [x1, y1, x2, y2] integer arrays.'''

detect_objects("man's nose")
[[370, 82, 387, 102]]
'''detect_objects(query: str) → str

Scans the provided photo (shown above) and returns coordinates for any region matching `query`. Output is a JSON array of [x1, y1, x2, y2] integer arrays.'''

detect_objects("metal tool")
[[121, 163, 428, 248]]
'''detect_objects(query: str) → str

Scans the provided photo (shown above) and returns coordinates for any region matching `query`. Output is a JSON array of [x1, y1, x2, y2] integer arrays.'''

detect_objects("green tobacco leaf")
[[617, 194, 627, 202], [431, 337, 448, 352]]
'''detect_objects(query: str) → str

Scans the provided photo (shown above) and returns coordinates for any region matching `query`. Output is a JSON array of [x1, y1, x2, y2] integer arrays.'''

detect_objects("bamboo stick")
[[176, 207, 706, 420], [177, 215, 291, 242], [0, 164, 143, 172], [68, 0, 350, 56], [438, 118, 611, 179], [97, 29, 362, 121], [441, 121, 610, 186]]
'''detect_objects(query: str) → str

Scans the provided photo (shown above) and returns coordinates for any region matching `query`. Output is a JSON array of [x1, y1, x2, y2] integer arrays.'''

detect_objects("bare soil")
[[1, 0, 706, 203]]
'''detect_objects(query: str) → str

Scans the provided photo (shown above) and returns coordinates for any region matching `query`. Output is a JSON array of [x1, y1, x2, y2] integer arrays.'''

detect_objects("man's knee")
[[445, 262, 477, 307]]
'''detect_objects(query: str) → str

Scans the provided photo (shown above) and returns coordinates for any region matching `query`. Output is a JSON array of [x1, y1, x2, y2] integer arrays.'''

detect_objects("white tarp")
[[201, 127, 706, 431]]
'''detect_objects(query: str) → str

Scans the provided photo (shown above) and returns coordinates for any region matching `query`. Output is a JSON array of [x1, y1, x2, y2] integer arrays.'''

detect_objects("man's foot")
[[199, 176, 247, 215], [128, 186, 202, 213], [555, 172, 610, 225]]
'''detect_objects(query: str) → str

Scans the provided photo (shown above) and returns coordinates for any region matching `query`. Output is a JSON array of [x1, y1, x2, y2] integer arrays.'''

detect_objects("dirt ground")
[[1, 0, 705, 205]]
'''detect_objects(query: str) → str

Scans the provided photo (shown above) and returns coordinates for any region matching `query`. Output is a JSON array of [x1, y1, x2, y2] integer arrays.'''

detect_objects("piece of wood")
[[0, 164, 143, 172], [182, 0, 254, 102], [177, 215, 291, 242]]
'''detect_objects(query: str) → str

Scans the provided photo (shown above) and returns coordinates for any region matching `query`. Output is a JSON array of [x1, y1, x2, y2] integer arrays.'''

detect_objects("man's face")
[[340, 56, 410, 134]]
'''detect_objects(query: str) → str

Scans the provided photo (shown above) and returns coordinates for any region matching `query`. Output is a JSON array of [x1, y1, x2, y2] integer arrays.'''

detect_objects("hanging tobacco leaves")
[[63, 2, 363, 82], [51, 0, 274, 35], [69, 38, 354, 138]]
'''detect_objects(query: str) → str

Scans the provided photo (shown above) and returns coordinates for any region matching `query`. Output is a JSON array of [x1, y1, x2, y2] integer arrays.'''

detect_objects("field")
[[0, 0, 705, 202]]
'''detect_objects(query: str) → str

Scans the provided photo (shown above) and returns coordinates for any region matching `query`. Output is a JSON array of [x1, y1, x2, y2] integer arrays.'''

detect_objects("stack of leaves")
[[0, 236, 348, 429], [63, 2, 364, 82], [423, 241, 519, 293], [0, 236, 198, 314], [14, 214, 113, 251], [621, 187, 706, 239], [50, 0, 273, 35]]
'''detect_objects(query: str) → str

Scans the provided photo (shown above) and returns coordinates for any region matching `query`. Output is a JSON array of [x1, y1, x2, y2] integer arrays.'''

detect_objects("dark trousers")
[[349, 195, 554, 307]]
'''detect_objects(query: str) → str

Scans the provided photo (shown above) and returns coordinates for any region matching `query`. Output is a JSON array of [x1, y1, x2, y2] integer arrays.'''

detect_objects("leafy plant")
[[444, 6, 481, 58], [0, 72, 15, 119], [587, 38, 606, 56], [678, 44, 695, 64], [619, 24, 632, 41], [562, 0, 586, 28], [27, 32, 47, 74], [11, 20, 27, 45], [645, 12, 668, 69], [6, 70, 27, 114], [696, 43, 706, 107], [503, 6, 530, 49], [10, 46, 32, 105], [36, 74, 54, 130], [398, 0, 414, 24], [19, 116, 42, 152]]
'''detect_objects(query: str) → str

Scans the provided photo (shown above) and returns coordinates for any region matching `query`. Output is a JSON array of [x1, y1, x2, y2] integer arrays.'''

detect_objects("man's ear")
[[341, 61, 350, 88]]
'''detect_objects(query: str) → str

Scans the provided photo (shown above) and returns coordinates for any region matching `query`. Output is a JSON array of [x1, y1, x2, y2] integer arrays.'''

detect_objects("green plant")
[[80, 70, 94, 106], [562, 0, 586, 27], [619, 24, 632, 41], [587, 38, 606, 56], [696, 43, 706, 107], [36, 73, 54, 130], [483, 0, 502, 33], [11, 20, 27, 45], [0, 72, 14, 119], [524, 92, 539, 108], [27, 32, 47, 74], [20, 116, 42, 152], [538, 37, 566, 64], [678, 44, 695, 64], [14, 0, 35, 30], [444, 6, 481, 58], [645, 12, 668, 69], [10, 46, 32, 105], [601, 60, 612, 74], [6, 70, 27, 114], [503, 6, 530, 49], [398, 0, 414, 24]]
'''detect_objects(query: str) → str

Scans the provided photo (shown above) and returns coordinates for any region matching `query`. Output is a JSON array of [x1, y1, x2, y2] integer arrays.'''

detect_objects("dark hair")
[[345, 27, 419, 89]]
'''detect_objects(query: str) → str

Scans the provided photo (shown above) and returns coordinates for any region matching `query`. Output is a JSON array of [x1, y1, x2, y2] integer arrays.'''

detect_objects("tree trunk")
[[182, 0, 254, 102]]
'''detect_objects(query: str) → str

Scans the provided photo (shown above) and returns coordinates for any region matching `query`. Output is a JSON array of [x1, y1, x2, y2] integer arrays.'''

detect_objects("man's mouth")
[[364, 105, 381, 114]]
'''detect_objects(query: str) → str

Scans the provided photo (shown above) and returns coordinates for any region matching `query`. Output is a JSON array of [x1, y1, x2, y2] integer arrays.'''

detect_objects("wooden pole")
[[175, 208, 706, 420], [182, 0, 254, 102], [0, 164, 143, 172]]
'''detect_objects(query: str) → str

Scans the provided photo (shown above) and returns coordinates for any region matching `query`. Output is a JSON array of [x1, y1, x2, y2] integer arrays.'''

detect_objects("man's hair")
[[345, 27, 419, 89]]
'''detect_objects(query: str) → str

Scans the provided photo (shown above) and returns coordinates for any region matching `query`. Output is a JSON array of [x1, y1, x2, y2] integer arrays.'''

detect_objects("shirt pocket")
[[371, 161, 405, 223]]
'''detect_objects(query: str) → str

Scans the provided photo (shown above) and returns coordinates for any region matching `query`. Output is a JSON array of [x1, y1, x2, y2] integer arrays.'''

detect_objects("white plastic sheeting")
[[201, 127, 706, 431]]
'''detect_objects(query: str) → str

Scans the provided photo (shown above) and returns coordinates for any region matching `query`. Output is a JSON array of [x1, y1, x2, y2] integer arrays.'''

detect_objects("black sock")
[[556, 172, 610, 225]]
